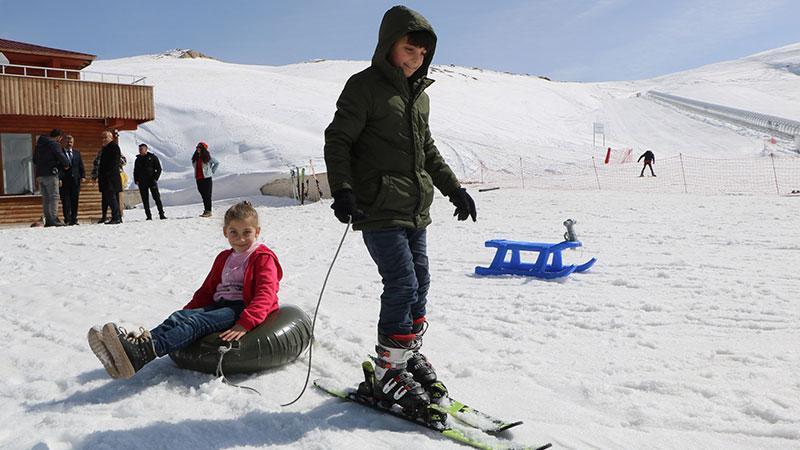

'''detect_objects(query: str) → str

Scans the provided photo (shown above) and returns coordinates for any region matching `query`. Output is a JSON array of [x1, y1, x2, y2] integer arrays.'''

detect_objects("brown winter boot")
[[100, 323, 157, 379]]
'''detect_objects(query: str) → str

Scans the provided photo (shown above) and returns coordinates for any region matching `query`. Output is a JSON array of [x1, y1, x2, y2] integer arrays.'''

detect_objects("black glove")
[[448, 187, 476, 222], [331, 189, 367, 224]]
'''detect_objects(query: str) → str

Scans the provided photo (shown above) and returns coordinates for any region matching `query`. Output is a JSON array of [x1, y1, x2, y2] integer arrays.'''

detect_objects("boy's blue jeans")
[[150, 300, 245, 357], [362, 227, 429, 337]]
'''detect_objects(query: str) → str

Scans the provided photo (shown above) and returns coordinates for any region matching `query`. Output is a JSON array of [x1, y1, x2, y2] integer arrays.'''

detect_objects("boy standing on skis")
[[324, 6, 476, 420]]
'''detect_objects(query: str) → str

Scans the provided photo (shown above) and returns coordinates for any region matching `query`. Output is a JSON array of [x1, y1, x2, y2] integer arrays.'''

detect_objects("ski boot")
[[370, 334, 432, 421], [409, 318, 448, 403], [100, 323, 157, 379]]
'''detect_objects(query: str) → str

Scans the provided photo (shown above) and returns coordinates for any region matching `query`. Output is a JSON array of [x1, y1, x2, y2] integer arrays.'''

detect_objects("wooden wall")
[[0, 115, 109, 158], [0, 75, 154, 121], [0, 189, 103, 225]]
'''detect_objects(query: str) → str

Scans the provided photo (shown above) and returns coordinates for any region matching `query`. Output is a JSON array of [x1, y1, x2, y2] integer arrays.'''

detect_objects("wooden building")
[[0, 38, 154, 225]]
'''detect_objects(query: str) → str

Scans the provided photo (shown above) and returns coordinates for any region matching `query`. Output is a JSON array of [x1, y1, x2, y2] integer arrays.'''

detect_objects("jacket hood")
[[371, 5, 437, 87]]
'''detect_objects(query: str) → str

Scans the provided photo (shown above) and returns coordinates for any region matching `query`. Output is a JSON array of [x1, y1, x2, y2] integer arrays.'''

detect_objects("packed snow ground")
[[89, 43, 800, 203], [1, 189, 798, 449]]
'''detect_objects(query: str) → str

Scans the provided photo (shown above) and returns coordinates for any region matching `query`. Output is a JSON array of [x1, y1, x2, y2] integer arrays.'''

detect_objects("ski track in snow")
[[1, 189, 798, 449]]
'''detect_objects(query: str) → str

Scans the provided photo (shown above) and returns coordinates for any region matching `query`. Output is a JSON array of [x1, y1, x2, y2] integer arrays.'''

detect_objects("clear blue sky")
[[2, 0, 799, 81]]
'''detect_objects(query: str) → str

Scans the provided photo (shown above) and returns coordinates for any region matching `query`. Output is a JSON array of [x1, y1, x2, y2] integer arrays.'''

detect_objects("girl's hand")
[[219, 324, 247, 341]]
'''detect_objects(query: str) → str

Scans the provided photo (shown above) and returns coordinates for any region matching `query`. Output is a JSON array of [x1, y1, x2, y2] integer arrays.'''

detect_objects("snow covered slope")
[[1, 190, 798, 449], [90, 43, 800, 201]]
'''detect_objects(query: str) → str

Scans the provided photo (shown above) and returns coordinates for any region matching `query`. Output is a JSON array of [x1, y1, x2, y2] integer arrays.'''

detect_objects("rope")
[[216, 342, 262, 395], [281, 218, 352, 407]]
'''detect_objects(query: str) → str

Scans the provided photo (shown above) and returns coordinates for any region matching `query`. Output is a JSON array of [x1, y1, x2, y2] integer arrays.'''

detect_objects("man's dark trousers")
[[60, 178, 80, 224], [139, 183, 165, 219]]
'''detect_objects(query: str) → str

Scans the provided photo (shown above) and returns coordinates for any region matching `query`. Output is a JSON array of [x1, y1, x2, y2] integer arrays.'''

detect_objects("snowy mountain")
[[90, 43, 800, 201]]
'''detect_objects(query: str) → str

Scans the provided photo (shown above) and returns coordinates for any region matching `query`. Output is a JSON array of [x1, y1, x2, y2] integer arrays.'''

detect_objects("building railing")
[[646, 91, 800, 147], [0, 63, 147, 85]]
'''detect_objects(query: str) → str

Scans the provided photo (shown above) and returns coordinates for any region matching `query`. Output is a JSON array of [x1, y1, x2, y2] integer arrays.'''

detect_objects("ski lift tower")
[[593, 122, 605, 149]]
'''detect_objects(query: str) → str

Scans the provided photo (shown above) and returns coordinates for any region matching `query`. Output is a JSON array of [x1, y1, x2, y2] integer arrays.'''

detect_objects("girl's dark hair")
[[406, 30, 434, 52], [192, 147, 211, 163], [224, 201, 259, 227]]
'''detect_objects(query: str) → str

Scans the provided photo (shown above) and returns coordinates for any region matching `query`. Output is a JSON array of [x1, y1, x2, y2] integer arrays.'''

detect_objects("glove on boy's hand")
[[448, 187, 477, 222], [331, 189, 367, 224]]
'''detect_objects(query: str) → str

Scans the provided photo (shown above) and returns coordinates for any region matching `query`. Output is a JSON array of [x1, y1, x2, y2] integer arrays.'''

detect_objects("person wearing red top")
[[87, 202, 282, 379], [192, 141, 220, 218]]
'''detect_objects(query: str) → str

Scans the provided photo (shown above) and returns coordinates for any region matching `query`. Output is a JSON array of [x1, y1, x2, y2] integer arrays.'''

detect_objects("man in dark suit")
[[133, 143, 166, 220], [33, 129, 70, 227], [97, 130, 123, 224], [59, 135, 86, 225]]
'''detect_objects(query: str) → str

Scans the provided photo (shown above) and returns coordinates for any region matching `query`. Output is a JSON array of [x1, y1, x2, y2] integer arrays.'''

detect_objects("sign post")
[[593, 122, 605, 149]]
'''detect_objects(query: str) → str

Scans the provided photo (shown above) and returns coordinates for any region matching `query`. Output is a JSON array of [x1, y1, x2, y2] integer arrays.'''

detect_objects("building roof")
[[0, 38, 96, 62]]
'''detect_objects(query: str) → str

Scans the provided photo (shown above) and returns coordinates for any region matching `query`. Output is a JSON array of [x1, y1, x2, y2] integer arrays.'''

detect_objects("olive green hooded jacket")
[[323, 5, 461, 230]]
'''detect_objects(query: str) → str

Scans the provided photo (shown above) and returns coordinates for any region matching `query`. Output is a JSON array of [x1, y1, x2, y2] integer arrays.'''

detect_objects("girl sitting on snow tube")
[[88, 201, 308, 379]]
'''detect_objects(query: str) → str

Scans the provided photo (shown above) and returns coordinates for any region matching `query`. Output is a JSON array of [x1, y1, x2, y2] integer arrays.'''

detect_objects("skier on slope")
[[638, 149, 656, 177], [324, 5, 477, 421]]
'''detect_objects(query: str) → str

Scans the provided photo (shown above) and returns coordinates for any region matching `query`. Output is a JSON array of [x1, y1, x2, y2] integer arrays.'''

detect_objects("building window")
[[1, 133, 34, 195]]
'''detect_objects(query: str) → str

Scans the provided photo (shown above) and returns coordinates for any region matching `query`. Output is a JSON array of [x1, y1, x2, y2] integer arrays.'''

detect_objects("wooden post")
[[770, 153, 780, 195], [679, 153, 688, 194], [591, 156, 601, 190]]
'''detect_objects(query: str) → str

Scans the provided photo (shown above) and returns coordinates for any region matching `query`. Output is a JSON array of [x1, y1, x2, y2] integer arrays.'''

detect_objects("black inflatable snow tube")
[[169, 304, 312, 375]]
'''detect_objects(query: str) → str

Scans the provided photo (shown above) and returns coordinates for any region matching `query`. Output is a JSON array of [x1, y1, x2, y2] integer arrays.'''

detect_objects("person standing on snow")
[[59, 135, 86, 225], [192, 141, 219, 217], [97, 130, 123, 224], [33, 129, 70, 227], [133, 143, 166, 220], [324, 5, 477, 421], [638, 149, 656, 177]]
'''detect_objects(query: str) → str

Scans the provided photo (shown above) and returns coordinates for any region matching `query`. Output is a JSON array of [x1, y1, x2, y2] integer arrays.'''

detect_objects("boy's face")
[[224, 218, 260, 253], [389, 35, 427, 78]]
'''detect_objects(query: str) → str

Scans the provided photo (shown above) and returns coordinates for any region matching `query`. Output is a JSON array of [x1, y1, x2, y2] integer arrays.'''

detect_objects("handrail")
[[0, 63, 148, 85], [646, 91, 800, 142]]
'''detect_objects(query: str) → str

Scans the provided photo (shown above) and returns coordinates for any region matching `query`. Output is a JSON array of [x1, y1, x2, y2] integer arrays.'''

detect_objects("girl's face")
[[224, 218, 260, 252]]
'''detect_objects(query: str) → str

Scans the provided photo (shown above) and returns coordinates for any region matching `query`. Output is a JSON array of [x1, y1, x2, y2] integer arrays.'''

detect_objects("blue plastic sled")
[[475, 239, 596, 279]]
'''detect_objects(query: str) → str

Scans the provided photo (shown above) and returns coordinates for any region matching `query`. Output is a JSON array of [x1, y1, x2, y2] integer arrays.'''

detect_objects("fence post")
[[519, 156, 525, 189], [679, 153, 688, 194], [591, 156, 601, 191], [770, 153, 780, 195]]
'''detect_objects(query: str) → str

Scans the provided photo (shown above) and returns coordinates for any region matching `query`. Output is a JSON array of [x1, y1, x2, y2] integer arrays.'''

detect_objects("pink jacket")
[[183, 244, 282, 330]]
